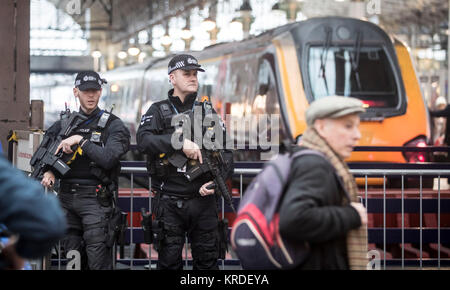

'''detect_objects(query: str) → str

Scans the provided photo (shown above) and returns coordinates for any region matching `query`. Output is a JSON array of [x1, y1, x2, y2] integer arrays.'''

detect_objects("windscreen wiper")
[[349, 30, 363, 91], [319, 26, 332, 95]]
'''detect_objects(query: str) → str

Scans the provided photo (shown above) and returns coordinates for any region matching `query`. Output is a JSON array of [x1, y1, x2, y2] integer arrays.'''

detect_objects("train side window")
[[255, 59, 280, 115]]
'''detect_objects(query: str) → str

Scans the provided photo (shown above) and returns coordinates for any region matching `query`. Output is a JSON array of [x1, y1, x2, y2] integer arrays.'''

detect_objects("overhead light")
[[117, 51, 127, 59], [182, 13, 193, 40], [91, 50, 102, 58], [230, 17, 243, 31], [181, 26, 193, 40], [110, 84, 120, 92], [161, 33, 173, 46], [128, 46, 140, 56], [202, 17, 216, 32]]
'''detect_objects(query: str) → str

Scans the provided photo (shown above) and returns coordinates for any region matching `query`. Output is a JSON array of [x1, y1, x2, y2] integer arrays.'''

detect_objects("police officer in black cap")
[[137, 54, 233, 270], [37, 71, 130, 270]]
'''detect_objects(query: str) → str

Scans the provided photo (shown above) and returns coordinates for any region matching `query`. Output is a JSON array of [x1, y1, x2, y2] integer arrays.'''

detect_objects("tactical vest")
[[147, 99, 200, 179], [63, 109, 118, 184]]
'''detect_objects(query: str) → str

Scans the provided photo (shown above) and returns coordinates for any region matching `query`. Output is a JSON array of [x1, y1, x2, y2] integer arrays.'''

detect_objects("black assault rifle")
[[167, 101, 235, 212], [30, 106, 87, 180]]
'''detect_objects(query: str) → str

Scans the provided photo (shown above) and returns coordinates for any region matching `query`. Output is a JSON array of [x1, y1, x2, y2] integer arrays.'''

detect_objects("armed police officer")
[[33, 71, 130, 270], [137, 54, 233, 270]]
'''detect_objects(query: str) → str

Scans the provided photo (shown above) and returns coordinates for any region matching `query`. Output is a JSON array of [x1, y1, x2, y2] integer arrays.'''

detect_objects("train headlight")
[[403, 136, 428, 163]]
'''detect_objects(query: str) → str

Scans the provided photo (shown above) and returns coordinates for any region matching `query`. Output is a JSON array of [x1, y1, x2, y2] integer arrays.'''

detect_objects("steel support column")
[[0, 0, 30, 154]]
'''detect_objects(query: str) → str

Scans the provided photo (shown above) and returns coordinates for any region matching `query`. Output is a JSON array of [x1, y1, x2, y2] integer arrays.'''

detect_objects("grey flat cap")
[[306, 96, 366, 126]]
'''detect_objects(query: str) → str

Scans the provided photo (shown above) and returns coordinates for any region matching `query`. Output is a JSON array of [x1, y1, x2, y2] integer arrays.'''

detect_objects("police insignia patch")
[[140, 115, 153, 125]]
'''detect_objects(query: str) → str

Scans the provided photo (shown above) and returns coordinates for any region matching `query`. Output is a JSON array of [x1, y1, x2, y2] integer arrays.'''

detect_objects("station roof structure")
[[33, 0, 448, 71], [45, 0, 448, 41]]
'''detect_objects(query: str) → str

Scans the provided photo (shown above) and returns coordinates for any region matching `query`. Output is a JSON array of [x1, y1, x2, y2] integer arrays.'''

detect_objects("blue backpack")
[[231, 149, 324, 269]]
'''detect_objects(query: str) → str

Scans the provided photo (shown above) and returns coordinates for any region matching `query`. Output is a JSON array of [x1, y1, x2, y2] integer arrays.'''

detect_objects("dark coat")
[[136, 89, 233, 197], [44, 107, 130, 183], [278, 147, 362, 270]]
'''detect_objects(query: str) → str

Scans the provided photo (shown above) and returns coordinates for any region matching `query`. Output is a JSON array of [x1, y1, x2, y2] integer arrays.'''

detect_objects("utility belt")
[[60, 182, 100, 195], [60, 182, 113, 207], [153, 187, 203, 201], [161, 194, 192, 201]]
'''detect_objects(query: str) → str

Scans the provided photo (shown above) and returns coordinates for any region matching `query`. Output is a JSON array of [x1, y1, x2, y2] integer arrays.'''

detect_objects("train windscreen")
[[307, 46, 398, 108]]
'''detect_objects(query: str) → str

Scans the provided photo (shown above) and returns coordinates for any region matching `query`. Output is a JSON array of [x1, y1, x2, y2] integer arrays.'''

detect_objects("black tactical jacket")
[[137, 89, 233, 197], [44, 107, 130, 185]]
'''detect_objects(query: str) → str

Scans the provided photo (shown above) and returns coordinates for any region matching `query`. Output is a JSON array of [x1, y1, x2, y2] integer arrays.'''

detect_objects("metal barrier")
[[48, 166, 450, 270], [351, 169, 450, 269], [116, 166, 243, 270]]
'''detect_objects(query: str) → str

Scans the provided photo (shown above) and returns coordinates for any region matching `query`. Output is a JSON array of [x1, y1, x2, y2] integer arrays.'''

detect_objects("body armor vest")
[[147, 99, 200, 179], [63, 109, 116, 184]]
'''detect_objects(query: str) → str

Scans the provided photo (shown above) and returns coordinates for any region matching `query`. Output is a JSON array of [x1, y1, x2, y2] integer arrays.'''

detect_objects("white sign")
[[16, 132, 43, 173]]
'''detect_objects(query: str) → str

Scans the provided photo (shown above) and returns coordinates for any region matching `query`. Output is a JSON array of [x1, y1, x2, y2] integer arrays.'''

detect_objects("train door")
[[254, 56, 280, 115], [254, 55, 286, 158]]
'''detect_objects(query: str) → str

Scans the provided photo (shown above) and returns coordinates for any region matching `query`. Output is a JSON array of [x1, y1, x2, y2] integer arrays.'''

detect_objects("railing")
[[46, 162, 450, 270], [352, 169, 450, 269], [93, 166, 450, 270]]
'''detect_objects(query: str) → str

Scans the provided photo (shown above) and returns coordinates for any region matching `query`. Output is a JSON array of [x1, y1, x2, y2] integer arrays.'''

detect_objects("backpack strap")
[[291, 148, 325, 160]]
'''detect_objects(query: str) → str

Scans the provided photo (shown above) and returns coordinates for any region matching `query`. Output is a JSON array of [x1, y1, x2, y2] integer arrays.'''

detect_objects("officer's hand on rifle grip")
[[199, 181, 215, 196], [182, 139, 203, 164]]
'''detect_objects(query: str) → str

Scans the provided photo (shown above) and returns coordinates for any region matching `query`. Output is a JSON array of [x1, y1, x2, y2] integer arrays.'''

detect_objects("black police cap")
[[74, 71, 107, 91], [168, 54, 205, 75]]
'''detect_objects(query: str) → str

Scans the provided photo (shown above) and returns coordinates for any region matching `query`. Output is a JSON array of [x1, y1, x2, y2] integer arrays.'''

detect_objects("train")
[[100, 16, 431, 168]]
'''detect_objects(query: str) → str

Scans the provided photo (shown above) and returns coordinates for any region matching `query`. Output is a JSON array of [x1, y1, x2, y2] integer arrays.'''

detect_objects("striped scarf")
[[301, 127, 368, 270]]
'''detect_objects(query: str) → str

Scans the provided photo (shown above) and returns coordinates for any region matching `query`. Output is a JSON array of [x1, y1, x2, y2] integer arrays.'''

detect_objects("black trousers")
[[58, 188, 113, 270], [155, 194, 219, 270]]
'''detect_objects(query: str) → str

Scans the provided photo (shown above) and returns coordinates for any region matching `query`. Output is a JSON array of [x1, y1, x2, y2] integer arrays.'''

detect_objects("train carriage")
[[102, 16, 430, 166]]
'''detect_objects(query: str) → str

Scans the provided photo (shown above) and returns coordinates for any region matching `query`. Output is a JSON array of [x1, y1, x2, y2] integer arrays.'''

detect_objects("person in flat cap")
[[31, 70, 130, 269], [137, 54, 233, 269], [279, 95, 369, 270]]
